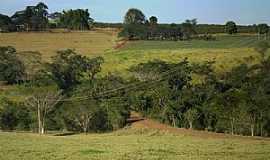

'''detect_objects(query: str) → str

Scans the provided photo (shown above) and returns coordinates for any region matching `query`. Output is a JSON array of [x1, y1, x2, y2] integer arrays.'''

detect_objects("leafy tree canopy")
[[124, 8, 146, 25], [225, 21, 238, 34], [0, 46, 25, 84]]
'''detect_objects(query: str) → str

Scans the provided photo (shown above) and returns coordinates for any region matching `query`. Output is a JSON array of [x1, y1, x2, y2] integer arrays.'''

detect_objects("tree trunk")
[[260, 121, 263, 137], [172, 115, 176, 128], [260, 111, 263, 137], [41, 126, 45, 135], [83, 117, 90, 134], [251, 124, 255, 137], [83, 126, 88, 134], [189, 121, 193, 129], [230, 118, 235, 135], [38, 104, 42, 135]]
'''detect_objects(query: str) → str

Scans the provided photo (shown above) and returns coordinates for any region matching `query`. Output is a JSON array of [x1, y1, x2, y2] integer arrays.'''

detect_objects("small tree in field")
[[225, 21, 237, 34], [184, 108, 199, 129], [149, 16, 158, 26], [257, 24, 269, 40], [25, 89, 62, 134]]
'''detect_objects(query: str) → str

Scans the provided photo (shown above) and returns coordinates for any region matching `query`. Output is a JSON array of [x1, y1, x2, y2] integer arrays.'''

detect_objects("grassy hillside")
[[1, 32, 268, 99], [0, 29, 118, 60], [0, 31, 268, 75], [0, 131, 269, 160], [101, 34, 270, 77]]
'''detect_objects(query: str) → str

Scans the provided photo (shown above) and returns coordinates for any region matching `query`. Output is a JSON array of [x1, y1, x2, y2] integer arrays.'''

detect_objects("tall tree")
[[60, 9, 93, 30], [181, 19, 197, 39], [149, 16, 158, 26], [257, 24, 269, 35], [124, 8, 146, 25], [184, 108, 199, 129], [11, 2, 49, 31], [0, 14, 14, 32], [225, 21, 238, 34], [257, 24, 269, 40]]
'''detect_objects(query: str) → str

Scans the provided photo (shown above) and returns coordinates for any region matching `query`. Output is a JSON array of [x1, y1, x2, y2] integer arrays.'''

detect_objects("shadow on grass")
[[53, 132, 79, 137]]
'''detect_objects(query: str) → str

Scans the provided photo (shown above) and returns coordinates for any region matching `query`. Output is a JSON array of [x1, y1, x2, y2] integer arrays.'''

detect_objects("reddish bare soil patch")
[[114, 39, 128, 49], [127, 112, 269, 140]]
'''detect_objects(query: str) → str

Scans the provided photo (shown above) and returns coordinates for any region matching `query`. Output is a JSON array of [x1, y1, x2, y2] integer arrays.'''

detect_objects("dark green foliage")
[[1, 45, 270, 136], [0, 14, 15, 32], [11, 2, 49, 31], [257, 24, 269, 34], [119, 24, 148, 40], [181, 19, 197, 39], [120, 9, 184, 40], [0, 14, 12, 26], [60, 9, 93, 30], [225, 21, 238, 34], [0, 46, 25, 84], [49, 49, 104, 90], [60, 74, 130, 133], [119, 14, 200, 41], [129, 57, 270, 136], [149, 16, 158, 26], [0, 99, 32, 131], [124, 8, 146, 25], [120, 23, 183, 41], [93, 22, 123, 28]]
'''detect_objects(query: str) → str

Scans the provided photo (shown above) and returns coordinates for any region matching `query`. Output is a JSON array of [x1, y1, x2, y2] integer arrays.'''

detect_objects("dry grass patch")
[[0, 30, 118, 61]]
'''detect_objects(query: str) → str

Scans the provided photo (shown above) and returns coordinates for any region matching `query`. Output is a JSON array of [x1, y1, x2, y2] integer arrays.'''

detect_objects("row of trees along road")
[[0, 41, 270, 136], [119, 8, 270, 40]]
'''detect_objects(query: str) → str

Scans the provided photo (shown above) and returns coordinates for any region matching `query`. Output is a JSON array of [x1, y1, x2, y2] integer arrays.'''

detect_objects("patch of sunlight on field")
[[0, 131, 269, 160], [102, 48, 260, 77], [0, 30, 118, 61]]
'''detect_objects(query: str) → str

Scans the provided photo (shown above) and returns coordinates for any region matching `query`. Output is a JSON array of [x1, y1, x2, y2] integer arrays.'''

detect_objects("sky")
[[1, 0, 270, 25]]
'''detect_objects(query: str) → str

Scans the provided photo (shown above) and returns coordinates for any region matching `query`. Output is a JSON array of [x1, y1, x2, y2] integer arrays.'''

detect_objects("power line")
[[56, 63, 185, 102]]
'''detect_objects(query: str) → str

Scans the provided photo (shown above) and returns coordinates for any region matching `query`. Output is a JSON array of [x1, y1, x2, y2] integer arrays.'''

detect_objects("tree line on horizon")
[[0, 3, 269, 37], [118, 8, 270, 40], [0, 2, 93, 32]]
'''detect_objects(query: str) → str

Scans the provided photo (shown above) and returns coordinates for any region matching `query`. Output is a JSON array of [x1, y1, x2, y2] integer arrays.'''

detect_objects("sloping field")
[[101, 34, 269, 76], [102, 48, 260, 77], [0, 29, 118, 60], [0, 31, 267, 75]]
